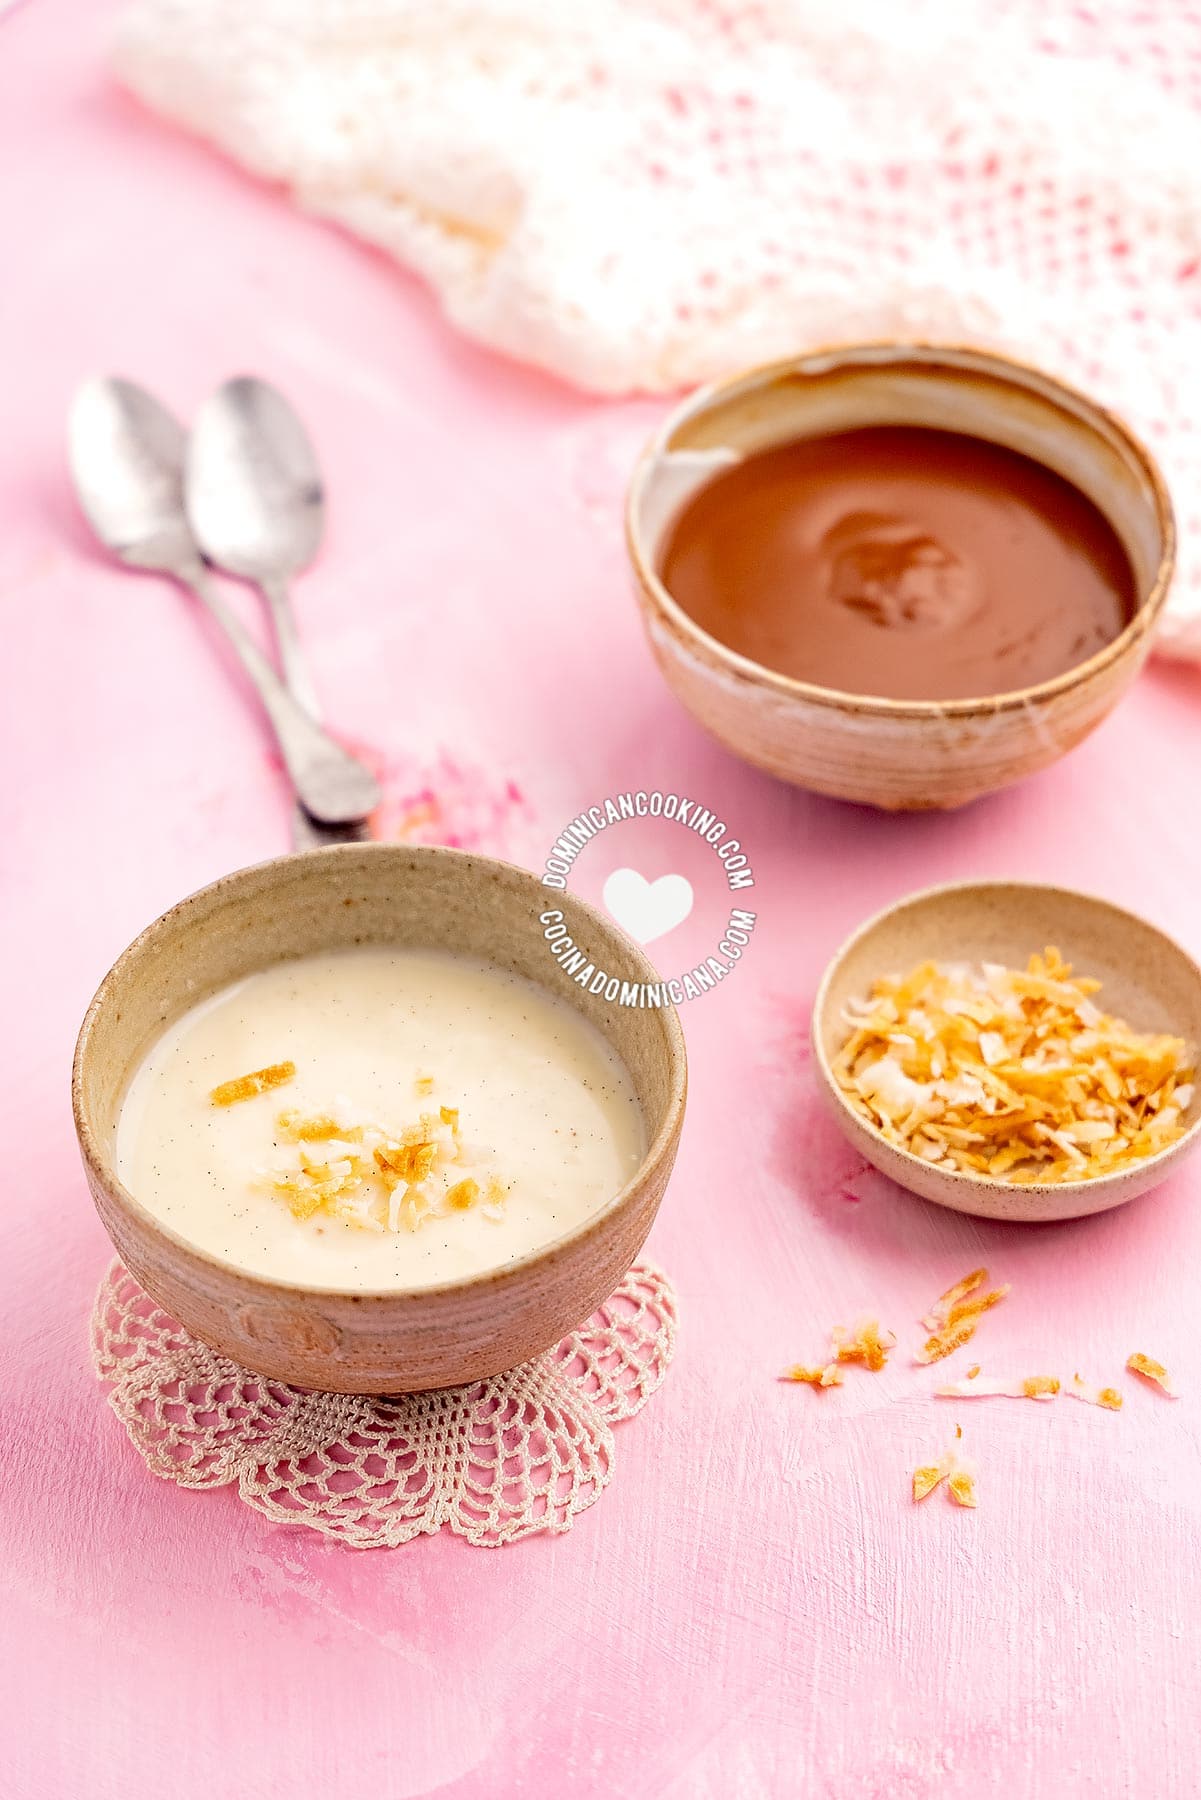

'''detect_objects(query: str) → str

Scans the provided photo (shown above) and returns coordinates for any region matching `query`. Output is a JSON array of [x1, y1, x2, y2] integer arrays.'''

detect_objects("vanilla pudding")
[[116, 946, 646, 1291]]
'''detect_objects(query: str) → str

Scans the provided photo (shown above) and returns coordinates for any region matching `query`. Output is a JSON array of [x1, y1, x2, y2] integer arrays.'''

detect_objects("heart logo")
[[602, 868, 694, 945]]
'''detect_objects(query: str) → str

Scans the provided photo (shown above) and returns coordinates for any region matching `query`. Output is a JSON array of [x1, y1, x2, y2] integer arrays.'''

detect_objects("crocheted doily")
[[114, 0, 1201, 652], [91, 1258, 678, 1548]]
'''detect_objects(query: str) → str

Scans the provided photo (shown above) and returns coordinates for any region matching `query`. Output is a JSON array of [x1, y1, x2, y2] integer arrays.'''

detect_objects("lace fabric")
[[91, 1258, 678, 1548], [113, 0, 1201, 653]]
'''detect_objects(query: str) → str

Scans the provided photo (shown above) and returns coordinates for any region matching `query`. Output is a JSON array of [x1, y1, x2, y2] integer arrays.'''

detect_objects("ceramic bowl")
[[626, 342, 1175, 811], [812, 880, 1201, 1222], [73, 843, 687, 1392]]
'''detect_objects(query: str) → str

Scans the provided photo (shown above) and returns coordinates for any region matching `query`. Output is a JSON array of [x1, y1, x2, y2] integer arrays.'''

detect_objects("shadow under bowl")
[[73, 843, 687, 1392]]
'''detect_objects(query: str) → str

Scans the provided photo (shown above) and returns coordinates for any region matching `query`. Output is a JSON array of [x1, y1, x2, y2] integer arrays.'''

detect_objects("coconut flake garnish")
[[260, 1088, 508, 1235], [1126, 1352, 1179, 1397]]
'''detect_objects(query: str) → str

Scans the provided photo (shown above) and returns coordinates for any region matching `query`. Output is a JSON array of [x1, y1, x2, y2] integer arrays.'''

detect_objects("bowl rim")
[[72, 841, 688, 1303], [810, 875, 1201, 1198], [625, 338, 1177, 720]]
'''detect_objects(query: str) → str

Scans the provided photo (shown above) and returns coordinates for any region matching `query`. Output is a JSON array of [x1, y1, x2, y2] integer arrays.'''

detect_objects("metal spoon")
[[184, 376, 374, 850], [67, 377, 381, 828]]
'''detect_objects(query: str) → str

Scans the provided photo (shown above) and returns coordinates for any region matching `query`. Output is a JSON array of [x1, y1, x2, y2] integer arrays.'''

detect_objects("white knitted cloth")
[[114, 0, 1201, 652]]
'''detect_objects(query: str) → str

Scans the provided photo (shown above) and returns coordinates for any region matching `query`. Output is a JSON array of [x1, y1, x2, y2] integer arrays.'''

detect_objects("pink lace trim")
[[91, 1259, 678, 1549]]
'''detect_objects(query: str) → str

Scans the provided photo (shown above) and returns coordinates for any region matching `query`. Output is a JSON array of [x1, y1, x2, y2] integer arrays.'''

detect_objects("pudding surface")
[[116, 947, 646, 1291]]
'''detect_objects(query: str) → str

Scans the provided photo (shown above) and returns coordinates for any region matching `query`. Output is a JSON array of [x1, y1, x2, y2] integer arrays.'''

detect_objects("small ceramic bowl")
[[812, 880, 1201, 1222], [626, 342, 1175, 811], [73, 843, 687, 1392]]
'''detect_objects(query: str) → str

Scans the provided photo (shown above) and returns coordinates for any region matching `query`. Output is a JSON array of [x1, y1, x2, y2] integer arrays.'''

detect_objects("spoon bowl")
[[68, 377, 195, 572], [187, 375, 324, 583]]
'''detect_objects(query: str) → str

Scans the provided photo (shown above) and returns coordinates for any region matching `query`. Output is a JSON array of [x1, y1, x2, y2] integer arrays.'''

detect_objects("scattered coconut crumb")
[[781, 1363, 843, 1389], [937, 1371, 1126, 1409], [947, 1465, 978, 1508], [1067, 1374, 1124, 1411], [210, 1061, 296, 1106], [966, 1364, 981, 1380], [834, 949, 1194, 1183], [912, 1431, 978, 1507], [833, 1317, 896, 1371], [916, 1266, 1010, 1364], [936, 1373, 1060, 1402], [782, 1316, 895, 1389], [911, 1461, 946, 1501], [1126, 1352, 1179, 1397], [921, 1268, 988, 1330]]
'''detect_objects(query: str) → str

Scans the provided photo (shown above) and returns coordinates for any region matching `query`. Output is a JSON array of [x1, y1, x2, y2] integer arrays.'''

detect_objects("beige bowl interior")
[[74, 843, 687, 1391], [813, 881, 1201, 1222], [626, 343, 1174, 811]]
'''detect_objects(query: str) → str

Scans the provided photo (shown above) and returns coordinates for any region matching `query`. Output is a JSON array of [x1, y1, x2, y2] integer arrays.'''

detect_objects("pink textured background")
[[3, 6, 1201, 1796]]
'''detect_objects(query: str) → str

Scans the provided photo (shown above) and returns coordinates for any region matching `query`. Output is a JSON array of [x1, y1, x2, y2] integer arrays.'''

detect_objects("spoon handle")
[[255, 572, 374, 849], [178, 563, 381, 826], [259, 572, 323, 721]]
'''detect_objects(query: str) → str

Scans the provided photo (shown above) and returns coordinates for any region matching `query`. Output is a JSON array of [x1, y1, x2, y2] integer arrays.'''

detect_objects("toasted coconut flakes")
[[276, 1108, 364, 1143], [915, 1282, 1009, 1362], [784, 1315, 895, 1390], [397, 1184, 433, 1232], [278, 1183, 325, 1222], [912, 1434, 978, 1506], [947, 1465, 978, 1508], [414, 1073, 435, 1096], [939, 1370, 1130, 1409], [966, 1365, 981, 1379], [916, 1321, 978, 1366], [782, 1363, 844, 1389], [936, 1373, 1060, 1401], [440, 1105, 460, 1134], [375, 1139, 438, 1188], [921, 1267, 987, 1331], [262, 1095, 505, 1236], [832, 1317, 896, 1372], [1067, 1374, 1124, 1410], [1126, 1352, 1179, 1397], [211, 1061, 296, 1106], [946, 1285, 1009, 1324], [835, 953, 1194, 1184], [912, 1461, 947, 1501]]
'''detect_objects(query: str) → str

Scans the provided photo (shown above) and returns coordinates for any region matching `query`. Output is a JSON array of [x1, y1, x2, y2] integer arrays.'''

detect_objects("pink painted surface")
[[3, 6, 1201, 1796]]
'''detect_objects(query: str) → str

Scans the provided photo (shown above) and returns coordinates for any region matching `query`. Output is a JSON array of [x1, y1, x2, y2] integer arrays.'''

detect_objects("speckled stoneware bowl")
[[73, 843, 687, 1392], [813, 880, 1201, 1222], [626, 343, 1175, 811]]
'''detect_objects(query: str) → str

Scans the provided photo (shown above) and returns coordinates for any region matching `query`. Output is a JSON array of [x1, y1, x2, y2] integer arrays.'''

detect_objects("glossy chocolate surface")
[[658, 426, 1135, 701]]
